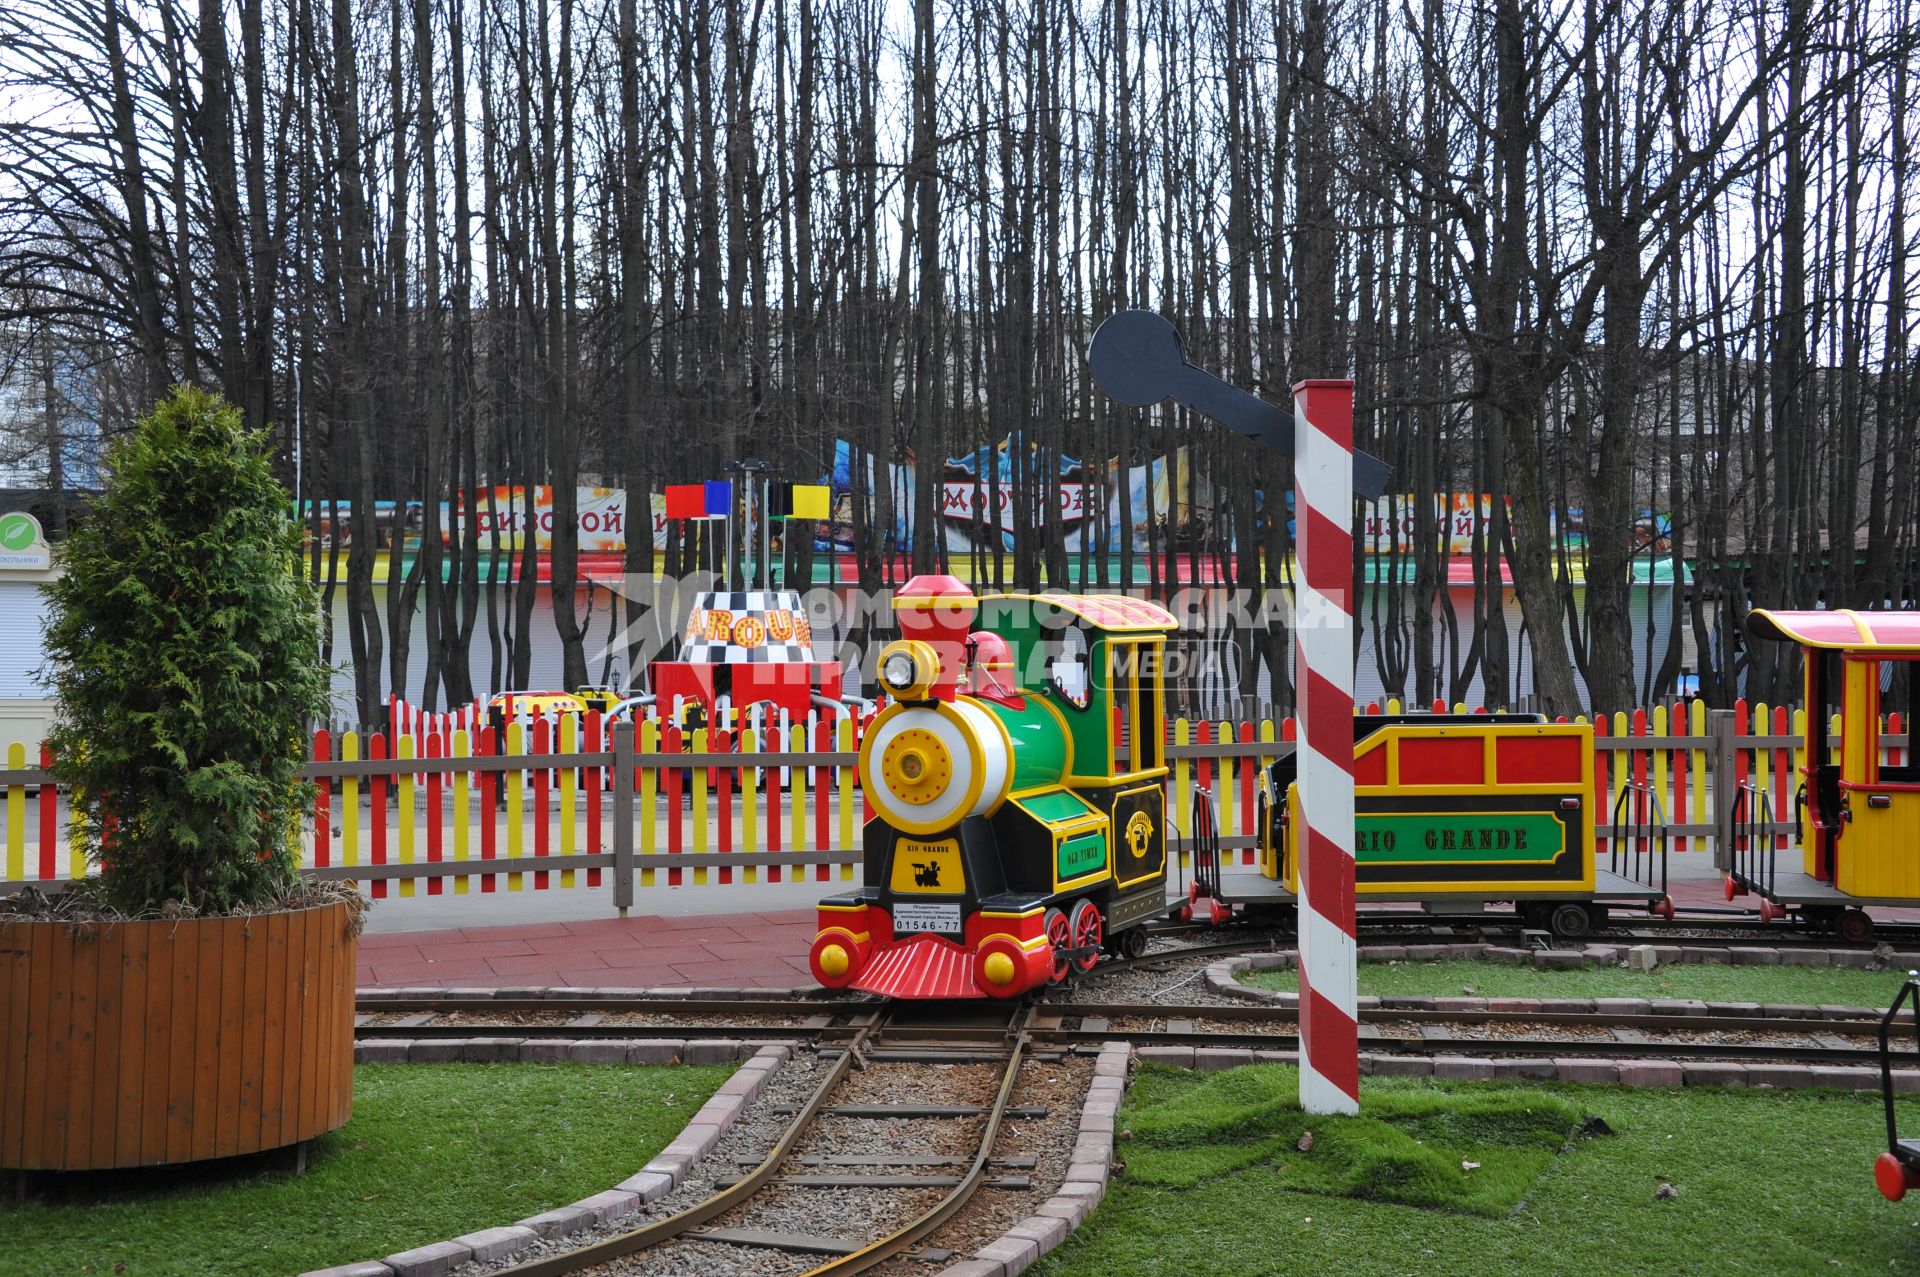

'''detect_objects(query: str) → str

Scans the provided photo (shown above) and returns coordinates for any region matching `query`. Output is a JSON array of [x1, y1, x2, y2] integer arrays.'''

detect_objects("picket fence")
[[0, 699, 1902, 911]]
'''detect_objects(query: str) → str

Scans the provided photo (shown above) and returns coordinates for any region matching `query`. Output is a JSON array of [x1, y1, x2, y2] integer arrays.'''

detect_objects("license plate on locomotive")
[[892, 902, 962, 934]]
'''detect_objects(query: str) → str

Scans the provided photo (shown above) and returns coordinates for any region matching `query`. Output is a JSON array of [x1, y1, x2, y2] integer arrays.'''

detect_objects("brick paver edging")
[[299, 1042, 794, 1277], [1204, 946, 1919, 1023], [356, 984, 831, 1001], [929, 1041, 1130, 1277], [1195, 953, 1920, 1093]]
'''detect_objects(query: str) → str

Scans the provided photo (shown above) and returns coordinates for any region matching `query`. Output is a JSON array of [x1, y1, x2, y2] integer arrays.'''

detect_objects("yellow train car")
[[1191, 712, 1670, 939], [1729, 609, 1920, 941]]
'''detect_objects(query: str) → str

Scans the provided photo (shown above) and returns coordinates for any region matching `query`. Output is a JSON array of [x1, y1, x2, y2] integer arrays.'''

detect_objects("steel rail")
[[797, 1005, 1036, 1275], [487, 1009, 888, 1277]]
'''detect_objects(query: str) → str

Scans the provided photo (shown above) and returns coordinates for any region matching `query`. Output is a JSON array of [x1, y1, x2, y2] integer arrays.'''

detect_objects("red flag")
[[664, 484, 705, 520]]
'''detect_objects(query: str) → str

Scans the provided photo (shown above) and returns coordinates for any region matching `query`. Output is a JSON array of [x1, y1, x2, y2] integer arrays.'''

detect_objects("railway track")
[[356, 992, 1919, 1069], [483, 1003, 1040, 1277], [1147, 912, 1920, 950]]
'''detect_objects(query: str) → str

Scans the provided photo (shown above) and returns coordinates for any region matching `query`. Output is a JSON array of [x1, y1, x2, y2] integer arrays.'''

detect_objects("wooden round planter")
[[0, 899, 357, 1171]]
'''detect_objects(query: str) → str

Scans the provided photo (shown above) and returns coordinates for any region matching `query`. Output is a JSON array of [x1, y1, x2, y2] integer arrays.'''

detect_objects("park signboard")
[[0, 512, 51, 571]]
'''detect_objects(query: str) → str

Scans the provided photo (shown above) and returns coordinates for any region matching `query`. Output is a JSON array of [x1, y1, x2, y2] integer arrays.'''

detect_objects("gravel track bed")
[[588, 1060, 995, 1276], [449, 1050, 830, 1277], [449, 1052, 1019, 1277], [864, 1053, 1095, 1277], [1048, 942, 1285, 1007], [579, 1184, 944, 1277]]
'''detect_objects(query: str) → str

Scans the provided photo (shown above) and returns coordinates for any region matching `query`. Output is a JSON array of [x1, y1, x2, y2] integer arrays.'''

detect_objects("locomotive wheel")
[[1836, 907, 1876, 943], [1548, 903, 1596, 939], [1069, 899, 1104, 973], [1120, 926, 1151, 959], [1044, 907, 1072, 984]]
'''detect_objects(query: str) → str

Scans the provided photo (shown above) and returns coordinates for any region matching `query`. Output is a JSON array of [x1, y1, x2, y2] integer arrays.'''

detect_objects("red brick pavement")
[[356, 909, 823, 989], [355, 875, 1920, 991]]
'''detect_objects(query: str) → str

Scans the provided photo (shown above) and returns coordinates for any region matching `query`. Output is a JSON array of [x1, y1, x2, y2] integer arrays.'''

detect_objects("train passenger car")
[[808, 576, 1175, 999], [1728, 609, 1920, 941], [1189, 712, 1670, 938]]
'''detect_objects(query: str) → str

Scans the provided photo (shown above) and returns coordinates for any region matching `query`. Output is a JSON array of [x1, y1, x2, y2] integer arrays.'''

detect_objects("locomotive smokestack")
[[892, 574, 977, 703]]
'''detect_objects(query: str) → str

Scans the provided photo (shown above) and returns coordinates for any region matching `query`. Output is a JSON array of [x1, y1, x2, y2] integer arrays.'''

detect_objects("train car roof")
[[979, 592, 1179, 633], [1746, 608, 1920, 652]]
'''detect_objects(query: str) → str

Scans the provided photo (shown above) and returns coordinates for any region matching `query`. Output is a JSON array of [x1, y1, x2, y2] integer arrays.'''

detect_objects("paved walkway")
[[354, 854, 1920, 991], [357, 907, 822, 990]]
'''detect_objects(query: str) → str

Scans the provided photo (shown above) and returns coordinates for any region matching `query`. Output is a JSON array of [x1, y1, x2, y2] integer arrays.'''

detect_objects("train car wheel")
[[1548, 903, 1595, 939], [1837, 908, 1875, 943], [1801, 906, 1839, 935], [1044, 907, 1072, 984], [1119, 927, 1150, 959], [1069, 899, 1104, 972]]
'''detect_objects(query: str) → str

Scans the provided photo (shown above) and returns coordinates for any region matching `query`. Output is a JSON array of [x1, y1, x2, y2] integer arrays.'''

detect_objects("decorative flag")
[[664, 484, 705, 520], [703, 480, 733, 519], [789, 484, 830, 520], [770, 483, 831, 520]]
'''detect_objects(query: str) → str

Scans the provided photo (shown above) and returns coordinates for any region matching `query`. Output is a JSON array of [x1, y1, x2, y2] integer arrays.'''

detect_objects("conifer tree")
[[42, 386, 332, 913]]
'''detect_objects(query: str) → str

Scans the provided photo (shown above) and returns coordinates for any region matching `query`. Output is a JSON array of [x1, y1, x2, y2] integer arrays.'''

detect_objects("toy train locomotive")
[[809, 576, 1176, 998]]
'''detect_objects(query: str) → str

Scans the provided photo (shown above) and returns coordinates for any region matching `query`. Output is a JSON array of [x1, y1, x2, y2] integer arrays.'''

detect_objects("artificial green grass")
[[0, 1062, 731, 1277], [1037, 1065, 1920, 1277], [1120, 1064, 1581, 1215], [1244, 957, 1914, 1008]]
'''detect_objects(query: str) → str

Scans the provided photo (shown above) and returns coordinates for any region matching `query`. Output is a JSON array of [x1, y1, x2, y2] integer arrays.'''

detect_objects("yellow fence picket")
[[790, 724, 808, 856], [1651, 706, 1669, 838], [397, 734, 417, 898], [691, 727, 710, 887], [1172, 717, 1191, 857], [1690, 700, 1708, 849], [5, 742, 22, 881], [506, 721, 525, 891], [1216, 720, 1236, 841], [740, 728, 760, 885], [558, 716, 578, 890], [639, 719, 658, 888], [341, 732, 360, 867]]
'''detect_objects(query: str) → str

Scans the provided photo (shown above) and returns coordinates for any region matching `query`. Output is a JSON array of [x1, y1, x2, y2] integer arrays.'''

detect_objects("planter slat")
[[190, 921, 220, 1162], [0, 927, 24, 1167], [299, 906, 320, 1140], [285, 905, 309, 1150], [163, 923, 194, 1165], [88, 925, 123, 1168], [1, 902, 356, 1171], [260, 912, 287, 1149], [212, 919, 241, 1159], [144, 923, 176, 1165], [0, 917, 19, 1167], [32, 926, 67, 1167], [65, 927, 98, 1170], [115, 923, 149, 1166]]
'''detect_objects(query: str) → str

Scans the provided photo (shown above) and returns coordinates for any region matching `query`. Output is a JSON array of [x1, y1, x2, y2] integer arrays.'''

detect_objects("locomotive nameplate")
[[891, 839, 964, 894], [1057, 833, 1108, 880], [892, 901, 964, 934], [1354, 811, 1567, 864]]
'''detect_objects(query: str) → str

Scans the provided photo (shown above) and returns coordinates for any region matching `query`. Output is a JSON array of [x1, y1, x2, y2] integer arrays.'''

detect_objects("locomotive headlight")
[[876, 639, 940, 701]]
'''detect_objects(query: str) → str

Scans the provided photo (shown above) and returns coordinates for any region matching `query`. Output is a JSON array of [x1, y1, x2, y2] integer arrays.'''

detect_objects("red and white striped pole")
[[1291, 378, 1359, 1115]]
